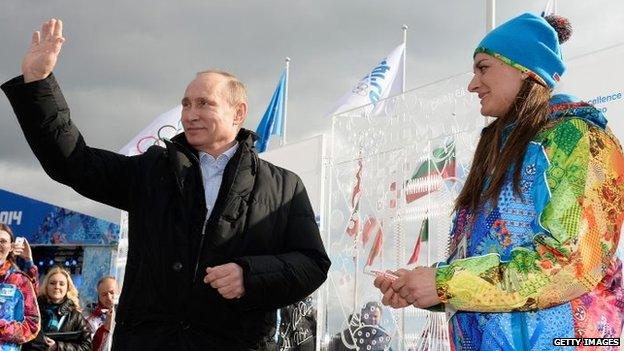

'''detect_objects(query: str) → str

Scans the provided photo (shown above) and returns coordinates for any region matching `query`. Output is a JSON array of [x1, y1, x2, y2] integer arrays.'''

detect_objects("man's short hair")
[[196, 70, 247, 107], [96, 275, 117, 290]]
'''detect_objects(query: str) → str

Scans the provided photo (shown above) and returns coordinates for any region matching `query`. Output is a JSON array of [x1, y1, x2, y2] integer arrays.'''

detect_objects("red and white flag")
[[407, 218, 429, 265], [366, 221, 384, 266], [345, 158, 363, 237]]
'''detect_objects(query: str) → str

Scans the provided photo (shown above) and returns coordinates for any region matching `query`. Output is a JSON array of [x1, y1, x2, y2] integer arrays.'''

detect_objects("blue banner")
[[0, 189, 119, 245]]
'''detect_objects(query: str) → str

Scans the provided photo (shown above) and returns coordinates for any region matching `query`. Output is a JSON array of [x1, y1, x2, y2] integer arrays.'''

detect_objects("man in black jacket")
[[2, 18, 331, 351]]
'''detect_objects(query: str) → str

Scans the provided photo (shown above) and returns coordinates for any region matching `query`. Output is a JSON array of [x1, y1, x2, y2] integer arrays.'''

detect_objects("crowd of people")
[[0, 223, 118, 351]]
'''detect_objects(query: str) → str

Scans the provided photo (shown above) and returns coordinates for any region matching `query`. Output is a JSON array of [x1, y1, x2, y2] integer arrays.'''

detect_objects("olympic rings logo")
[[135, 122, 183, 154]]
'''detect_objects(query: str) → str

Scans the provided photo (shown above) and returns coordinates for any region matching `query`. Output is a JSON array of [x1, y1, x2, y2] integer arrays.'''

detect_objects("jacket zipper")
[[171, 139, 248, 285], [192, 215, 210, 284], [171, 140, 209, 285]]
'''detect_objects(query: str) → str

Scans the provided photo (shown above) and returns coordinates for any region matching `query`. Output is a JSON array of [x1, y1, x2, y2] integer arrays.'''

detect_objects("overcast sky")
[[1, 0, 623, 223]]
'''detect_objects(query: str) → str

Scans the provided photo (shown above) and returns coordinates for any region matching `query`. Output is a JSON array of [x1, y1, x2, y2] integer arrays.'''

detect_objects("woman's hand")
[[44, 336, 57, 351], [391, 267, 441, 309], [374, 269, 410, 309], [12, 238, 33, 261]]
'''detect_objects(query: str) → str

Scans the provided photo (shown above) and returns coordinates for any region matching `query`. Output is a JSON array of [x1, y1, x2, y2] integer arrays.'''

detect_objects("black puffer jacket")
[[2, 74, 331, 351], [38, 298, 91, 351]]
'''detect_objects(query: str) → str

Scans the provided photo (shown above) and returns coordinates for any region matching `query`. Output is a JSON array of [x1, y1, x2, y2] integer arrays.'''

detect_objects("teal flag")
[[255, 70, 286, 152]]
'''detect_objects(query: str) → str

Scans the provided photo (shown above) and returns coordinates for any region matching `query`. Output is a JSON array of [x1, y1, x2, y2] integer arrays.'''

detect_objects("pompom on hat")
[[475, 13, 572, 89]]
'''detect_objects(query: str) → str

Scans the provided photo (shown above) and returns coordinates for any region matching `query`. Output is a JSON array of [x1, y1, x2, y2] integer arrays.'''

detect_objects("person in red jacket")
[[84, 276, 118, 351], [0, 224, 41, 350]]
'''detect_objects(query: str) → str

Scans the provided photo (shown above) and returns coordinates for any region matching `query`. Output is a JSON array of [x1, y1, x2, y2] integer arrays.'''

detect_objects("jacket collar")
[[168, 128, 258, 156], [40, 296, 76, 315], [548, 93, 608, 130], [163, 128, 259, 196], [0, 261, 15, 280]]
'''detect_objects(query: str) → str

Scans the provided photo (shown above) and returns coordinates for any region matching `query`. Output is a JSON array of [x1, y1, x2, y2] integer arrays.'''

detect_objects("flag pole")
[[401, 25, 408, 93], [400, 25, 408, 350], [281, 57, 290, 146], [486, 0, 496, 33]]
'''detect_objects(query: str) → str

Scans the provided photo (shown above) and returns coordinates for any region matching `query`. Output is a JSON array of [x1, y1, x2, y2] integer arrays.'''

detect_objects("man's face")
[[181, 73, 246, 152], [98, 278, 118, 309]]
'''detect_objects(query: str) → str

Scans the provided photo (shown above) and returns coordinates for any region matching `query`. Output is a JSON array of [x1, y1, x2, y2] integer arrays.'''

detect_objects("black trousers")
[[111, 322, 276, 351]]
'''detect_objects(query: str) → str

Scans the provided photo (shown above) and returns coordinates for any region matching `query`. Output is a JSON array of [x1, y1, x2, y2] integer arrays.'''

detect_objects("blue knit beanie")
[[475, 13, 571, 89]]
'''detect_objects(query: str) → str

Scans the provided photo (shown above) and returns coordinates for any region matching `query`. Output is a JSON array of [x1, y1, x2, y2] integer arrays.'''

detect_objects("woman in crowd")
[[375, 13, 624, 350], [38, 267, 91, 351], [0, 223, 40, 350]]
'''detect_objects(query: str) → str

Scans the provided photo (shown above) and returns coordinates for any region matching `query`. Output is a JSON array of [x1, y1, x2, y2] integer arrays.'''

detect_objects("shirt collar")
[[199, 142, 239, 163]]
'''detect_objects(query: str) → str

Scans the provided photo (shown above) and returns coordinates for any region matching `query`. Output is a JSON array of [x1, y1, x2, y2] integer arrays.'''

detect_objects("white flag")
[[541, 0, 556, 16], [119, 105, 183, 156], [328, 43, 405, 116]]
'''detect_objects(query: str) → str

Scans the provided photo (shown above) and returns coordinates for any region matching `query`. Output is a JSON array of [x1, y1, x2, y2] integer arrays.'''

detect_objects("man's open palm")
[[22, 18, 65, 83]]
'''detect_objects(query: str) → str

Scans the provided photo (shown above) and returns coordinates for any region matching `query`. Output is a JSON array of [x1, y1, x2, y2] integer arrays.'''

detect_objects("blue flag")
[[255, 70, 286, 153]]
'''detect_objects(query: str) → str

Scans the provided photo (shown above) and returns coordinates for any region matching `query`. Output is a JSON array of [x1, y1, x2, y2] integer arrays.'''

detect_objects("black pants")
[[112, 322, 276, 351]]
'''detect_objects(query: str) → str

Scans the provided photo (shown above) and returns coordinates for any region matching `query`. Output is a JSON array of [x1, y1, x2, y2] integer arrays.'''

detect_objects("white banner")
[[119, 105, 183, 156], [558, 44, 624, 141], [328, 43, 405, 116]]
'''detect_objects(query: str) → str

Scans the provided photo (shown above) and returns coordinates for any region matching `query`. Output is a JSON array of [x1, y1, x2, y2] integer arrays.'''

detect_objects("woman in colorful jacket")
[[0, 224, 41, 350], [374, 13, 624, 351], [38, 267, 91, 351]]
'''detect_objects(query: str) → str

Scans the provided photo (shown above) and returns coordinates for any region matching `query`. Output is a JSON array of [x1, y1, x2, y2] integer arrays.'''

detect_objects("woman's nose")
[[468, 74, 479, 93]]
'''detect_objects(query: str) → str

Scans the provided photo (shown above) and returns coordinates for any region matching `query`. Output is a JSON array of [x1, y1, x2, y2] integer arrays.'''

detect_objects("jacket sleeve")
[[1, 74, 135, 211], [22, 260, 40, 295], [56, 312, 92, 351], [91, 325, 110, 351], [0, 274, 40, 344], [85, 314, 109, 351], [234, 176, 331, 311], [435, 118, 624, 312]]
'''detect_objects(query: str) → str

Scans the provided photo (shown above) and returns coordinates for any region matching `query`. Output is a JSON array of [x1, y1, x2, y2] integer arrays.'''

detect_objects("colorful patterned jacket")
[[436, 94, 624, 351], [0, 260, 40, 350]]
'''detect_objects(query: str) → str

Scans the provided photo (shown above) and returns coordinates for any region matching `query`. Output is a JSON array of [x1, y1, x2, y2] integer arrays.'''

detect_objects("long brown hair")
[[455, 78, 551, 212], [0, 223, 17, 265]]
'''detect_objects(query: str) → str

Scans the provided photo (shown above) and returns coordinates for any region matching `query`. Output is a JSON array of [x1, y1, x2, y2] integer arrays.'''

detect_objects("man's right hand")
[[21, 18, 65, 83]]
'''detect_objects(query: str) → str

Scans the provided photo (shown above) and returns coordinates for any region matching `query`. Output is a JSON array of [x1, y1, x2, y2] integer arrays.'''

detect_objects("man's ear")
[[234, 102, 248, 126]]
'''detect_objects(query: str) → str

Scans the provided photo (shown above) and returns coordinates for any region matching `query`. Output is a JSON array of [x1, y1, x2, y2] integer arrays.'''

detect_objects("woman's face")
[[468, 53, 525, 118], [47, 273, 68, 303], [0, 231, 12, 263]]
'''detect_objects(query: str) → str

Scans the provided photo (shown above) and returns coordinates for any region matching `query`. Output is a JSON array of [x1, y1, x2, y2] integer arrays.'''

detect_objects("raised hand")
[[103, 306, 115, 330], [21, 18, 66, 83], [12, 237, 33, 261]]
